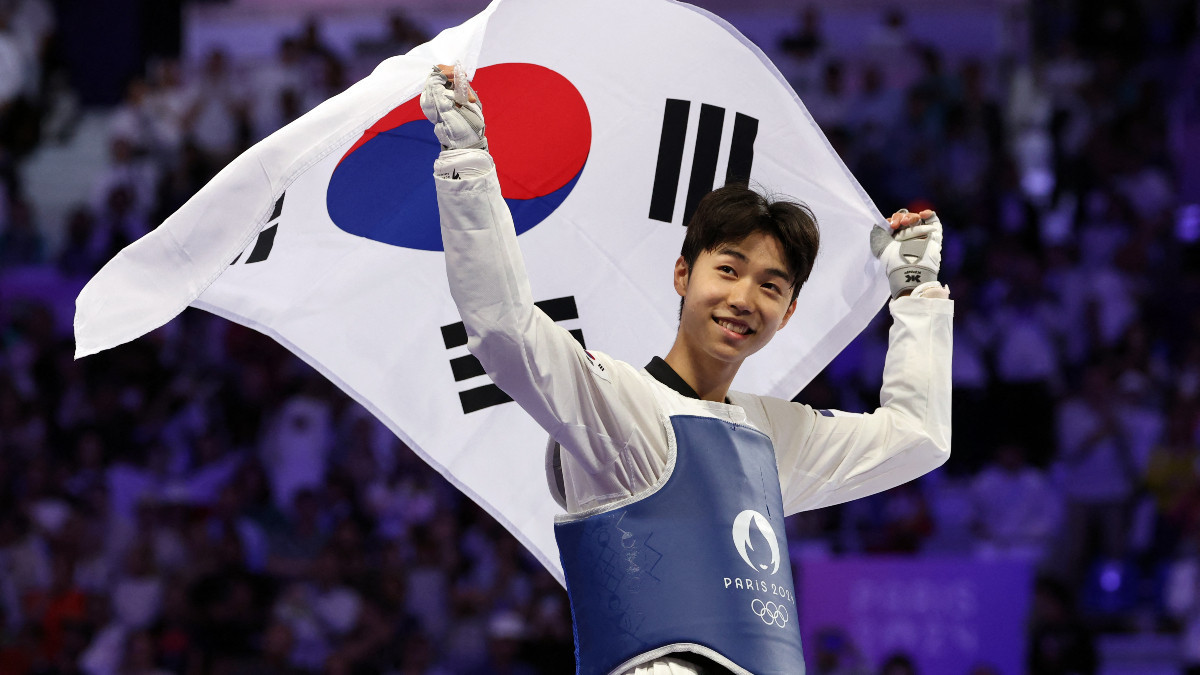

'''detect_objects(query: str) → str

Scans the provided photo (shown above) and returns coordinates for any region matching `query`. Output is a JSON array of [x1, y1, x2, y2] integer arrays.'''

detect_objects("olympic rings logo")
[[751, 599, 789, 627]]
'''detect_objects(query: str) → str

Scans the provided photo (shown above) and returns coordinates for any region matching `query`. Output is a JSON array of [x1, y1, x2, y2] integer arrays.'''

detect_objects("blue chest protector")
[[555, 415, 806, 675]]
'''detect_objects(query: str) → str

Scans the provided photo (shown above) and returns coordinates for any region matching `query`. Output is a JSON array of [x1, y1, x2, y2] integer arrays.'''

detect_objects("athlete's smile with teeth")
[[715, 318, 753, 336]]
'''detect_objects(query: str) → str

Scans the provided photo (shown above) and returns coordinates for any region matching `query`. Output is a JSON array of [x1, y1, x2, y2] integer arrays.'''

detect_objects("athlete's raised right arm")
[[424, 66, 667, 509]]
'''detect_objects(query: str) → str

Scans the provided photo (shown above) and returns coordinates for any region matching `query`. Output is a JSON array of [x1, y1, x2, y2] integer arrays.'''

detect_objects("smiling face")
[[670, 231, 798, 386]]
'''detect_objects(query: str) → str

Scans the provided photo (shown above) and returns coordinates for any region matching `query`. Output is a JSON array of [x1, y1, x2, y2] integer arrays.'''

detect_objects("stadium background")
[[0, 0, 1198, 672]]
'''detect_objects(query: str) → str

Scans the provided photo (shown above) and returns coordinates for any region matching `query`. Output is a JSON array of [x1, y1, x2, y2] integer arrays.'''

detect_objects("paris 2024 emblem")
[[732, 509, 780, 574], [726, 509, 793, 628]]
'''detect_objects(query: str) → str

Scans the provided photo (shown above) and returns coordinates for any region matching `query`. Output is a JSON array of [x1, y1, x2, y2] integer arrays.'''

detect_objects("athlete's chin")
[[708, 337, 765, 363]]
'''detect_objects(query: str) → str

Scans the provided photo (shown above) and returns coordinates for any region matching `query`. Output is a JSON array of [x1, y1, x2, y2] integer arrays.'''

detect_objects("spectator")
[[355, 11, 430, 67], [0, 11, 29, 144], [180, 50, 248, 165], [1167, 522, 1200, 674], [945, 281, 992, 473], [205, 482, 269, 572], [89, 137, 158, 224], [109, 539, 163, 631], [846, 65, 899, 151], [1028, 578, 1097, 675], [116, 630, 164, 675], [810, 627, 871, 675], [1143, 401, 1200, 559], [151, 582, 195, 674], [394, 632, 452, 675], [989, 252, 1061, 463], [261, 380, 334, 511], [842, 479, 934, 554], [879, 652, 918, 675], [865, 8, 919, 90], [267, 488, 328, 580], [24, 552, 88, 662], [464, 610, 537, 675], [54, 206, 101, 278], [0, 196, 43, 268], [1052, 363, 1138, 582], [804, 60, 851, 132], [970, 443, 1061, 564], [405, 523, 453, 643], [249, 619, 304, 674], [250, 38, 307, 142], [107, 78, 177, 161], [270, 546, 361, 671], [777, 7, 825, 96]]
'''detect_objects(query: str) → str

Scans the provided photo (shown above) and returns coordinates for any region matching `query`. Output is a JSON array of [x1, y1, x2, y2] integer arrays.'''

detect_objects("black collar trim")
[[644, 357, 730, 404]]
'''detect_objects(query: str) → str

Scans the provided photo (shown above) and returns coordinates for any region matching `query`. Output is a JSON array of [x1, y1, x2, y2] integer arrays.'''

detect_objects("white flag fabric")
[[75, 0, 889, 582]]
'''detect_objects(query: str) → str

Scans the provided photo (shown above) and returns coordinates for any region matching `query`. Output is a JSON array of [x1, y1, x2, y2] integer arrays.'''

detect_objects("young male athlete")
[[423, 65, 952, 675]]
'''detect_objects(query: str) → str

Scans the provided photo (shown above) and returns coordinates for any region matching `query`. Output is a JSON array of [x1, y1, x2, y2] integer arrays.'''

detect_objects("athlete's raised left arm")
[[426, 66, 673, 512], [749, 209, 953, 513]]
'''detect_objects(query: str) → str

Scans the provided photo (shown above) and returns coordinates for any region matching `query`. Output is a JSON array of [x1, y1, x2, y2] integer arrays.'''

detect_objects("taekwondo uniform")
[[436, 166, 953, 675]]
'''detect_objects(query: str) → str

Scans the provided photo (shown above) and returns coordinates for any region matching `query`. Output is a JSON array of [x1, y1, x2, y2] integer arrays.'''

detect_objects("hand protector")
[[870, 211, 943, 298], [420, 66, 487, 150]]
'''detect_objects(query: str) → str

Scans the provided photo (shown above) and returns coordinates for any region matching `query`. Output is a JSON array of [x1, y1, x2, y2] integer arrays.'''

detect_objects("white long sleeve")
[[437, 161, 668, 513], [743, 293, 954, 514]]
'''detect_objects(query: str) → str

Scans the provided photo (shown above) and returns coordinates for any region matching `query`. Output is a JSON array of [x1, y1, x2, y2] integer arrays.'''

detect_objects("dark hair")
[[680, 183, 820, 303]]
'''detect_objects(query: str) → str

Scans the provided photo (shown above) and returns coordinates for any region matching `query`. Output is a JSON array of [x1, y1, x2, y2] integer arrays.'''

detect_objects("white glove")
[[870, 209, 943, 298], [420, 65, 487, 151]]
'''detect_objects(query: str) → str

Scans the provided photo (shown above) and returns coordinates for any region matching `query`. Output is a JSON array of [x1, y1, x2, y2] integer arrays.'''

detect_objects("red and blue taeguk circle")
[[326, 63, 591, 251]]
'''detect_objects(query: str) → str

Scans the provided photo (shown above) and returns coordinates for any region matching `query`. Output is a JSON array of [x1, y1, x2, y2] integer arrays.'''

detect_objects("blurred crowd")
[[1, 0, 1199, 673]]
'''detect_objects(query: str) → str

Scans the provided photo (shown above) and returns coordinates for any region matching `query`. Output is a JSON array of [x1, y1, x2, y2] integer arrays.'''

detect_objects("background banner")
[[800, 557, 1034, 674]]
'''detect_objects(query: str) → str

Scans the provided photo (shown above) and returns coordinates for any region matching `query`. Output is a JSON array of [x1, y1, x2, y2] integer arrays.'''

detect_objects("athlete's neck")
[[663, 341, 741, 403]]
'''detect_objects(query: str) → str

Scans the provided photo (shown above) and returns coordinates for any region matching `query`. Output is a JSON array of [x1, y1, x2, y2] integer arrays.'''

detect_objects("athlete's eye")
[[718, 265, 736, 275], [762, 282, 779, 293]]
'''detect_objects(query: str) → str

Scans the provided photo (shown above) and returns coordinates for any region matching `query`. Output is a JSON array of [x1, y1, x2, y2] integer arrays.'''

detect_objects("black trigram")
[[231, 192, 285, 265], [441, 296, 586, 414], [648, 99, 759, 226]]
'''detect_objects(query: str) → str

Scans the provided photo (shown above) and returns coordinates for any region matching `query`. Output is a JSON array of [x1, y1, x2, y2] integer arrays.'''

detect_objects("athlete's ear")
[[673, 256, 689, 297], [777, 298, 797, 331]]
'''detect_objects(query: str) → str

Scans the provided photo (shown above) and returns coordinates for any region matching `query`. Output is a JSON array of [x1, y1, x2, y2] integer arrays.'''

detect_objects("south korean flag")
[[75, 0, 889, 582]]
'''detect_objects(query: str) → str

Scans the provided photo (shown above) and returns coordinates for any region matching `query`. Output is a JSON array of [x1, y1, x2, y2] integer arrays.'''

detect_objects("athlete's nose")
[[727, 279, 753, 313]]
